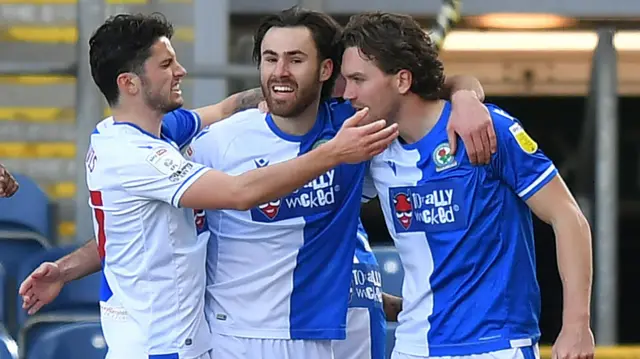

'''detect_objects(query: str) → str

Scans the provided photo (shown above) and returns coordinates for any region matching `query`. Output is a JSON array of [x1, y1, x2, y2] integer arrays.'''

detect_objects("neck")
[[395, 95, 445, 144], [271, 97, 321, 136], [111, 103, 165, 137]]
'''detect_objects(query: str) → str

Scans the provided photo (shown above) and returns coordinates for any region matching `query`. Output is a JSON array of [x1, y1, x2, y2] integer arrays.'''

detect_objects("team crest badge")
[[312, 138, 331, 150], [432, 142, 458, 172], [508, 123, 538, 154]]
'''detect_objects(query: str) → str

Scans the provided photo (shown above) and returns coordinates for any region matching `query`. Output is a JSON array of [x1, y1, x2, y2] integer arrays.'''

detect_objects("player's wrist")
[[562, 310, 590, 327], [314, 139, 342, 167], [52, 260, 72, 284], [56, 258, 83, 284]]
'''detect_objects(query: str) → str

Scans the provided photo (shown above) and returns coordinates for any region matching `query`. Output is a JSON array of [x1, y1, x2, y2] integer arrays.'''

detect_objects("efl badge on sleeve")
[[432, 142, 458, 172], [508, 123, 538, 154]]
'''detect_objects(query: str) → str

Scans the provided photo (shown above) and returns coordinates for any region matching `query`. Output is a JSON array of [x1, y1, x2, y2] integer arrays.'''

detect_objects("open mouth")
[[271, 85, 294, 93], [270, 84, 296, 100], [171, 83, 181, 94]]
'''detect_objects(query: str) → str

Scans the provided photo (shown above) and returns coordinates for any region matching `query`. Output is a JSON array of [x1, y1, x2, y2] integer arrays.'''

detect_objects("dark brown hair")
[[252, 6, 344, 100], [342, 12, 445, 100], [89, 13, 174, 106]]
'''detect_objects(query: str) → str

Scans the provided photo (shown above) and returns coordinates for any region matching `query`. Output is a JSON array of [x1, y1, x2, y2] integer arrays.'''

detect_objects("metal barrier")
[[593, 28, 619, 346]]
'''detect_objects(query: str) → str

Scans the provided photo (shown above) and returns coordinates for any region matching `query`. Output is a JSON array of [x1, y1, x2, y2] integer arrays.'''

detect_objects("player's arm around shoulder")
[[193, 88, 264, 130]]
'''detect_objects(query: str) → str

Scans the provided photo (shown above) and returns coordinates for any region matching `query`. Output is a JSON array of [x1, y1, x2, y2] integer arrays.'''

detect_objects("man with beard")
[[19, 7, 492, 359], [48, 12, 397, 359]]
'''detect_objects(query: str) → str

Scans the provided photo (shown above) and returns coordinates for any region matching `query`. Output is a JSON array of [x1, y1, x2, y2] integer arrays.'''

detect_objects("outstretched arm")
[[194, 88, 264, 129], [19, 239, 101, 315], [57, 239, 102, 283]]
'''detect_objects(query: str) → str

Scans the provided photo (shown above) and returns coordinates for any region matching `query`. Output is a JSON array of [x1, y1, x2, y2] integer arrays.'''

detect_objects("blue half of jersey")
[[263, 99, 368, 339]]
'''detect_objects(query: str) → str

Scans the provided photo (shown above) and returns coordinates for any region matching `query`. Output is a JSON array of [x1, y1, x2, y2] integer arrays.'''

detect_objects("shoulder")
[[197, 109, 263, 140], [485, 104, 521, 132], [165, 107, 199, 118], [485, 103, 539, 154], [189, 109, 266, 160]]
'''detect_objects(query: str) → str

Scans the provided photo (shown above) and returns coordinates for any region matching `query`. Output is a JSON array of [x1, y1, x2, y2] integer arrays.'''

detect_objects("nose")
[[342, 81, 357, 101], [174, 61, 187, 78], [273, 59, 291, 78]]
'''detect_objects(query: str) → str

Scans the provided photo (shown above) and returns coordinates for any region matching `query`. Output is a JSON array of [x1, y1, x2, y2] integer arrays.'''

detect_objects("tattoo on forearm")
[[235, 88, 264, 113]]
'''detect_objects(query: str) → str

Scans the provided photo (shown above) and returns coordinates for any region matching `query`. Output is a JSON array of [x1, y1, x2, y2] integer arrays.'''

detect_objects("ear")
[[396, 69, 412, 95], [116, 72, 139, 97], [319, 58, 333, 82]]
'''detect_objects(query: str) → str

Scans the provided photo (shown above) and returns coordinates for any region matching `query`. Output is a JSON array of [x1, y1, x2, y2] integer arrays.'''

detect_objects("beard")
[[261, 75, 321, 118], [141, 76, 183, 114]]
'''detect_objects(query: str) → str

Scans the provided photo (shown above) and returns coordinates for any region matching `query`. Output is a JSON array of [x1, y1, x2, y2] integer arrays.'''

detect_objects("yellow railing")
[[540, 345, 640, 358]]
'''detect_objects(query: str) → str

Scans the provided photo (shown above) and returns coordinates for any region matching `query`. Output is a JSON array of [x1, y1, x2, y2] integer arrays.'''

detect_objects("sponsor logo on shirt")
[[193, 209, 207, 234], [251, 168, 341, 222], [349, 263, 383, 308], [168, 162, 193, 182], [389, 183, 467, 233], [146, 146, 195, 182]]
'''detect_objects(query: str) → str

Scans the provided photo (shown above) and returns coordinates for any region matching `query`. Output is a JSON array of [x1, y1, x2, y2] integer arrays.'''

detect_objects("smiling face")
[[259, 26, 332, 118]]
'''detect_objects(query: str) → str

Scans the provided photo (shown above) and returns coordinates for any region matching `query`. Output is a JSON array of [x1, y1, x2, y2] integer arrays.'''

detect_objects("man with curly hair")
[[340, 12, 595, 359]]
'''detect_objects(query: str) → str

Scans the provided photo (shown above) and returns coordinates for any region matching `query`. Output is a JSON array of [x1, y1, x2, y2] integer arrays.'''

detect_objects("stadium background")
[[0, 0, 637, 358]]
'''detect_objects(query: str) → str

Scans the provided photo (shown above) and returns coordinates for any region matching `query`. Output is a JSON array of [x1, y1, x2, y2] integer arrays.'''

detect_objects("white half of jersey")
[[86, 114, 212, 358], [188, 104, 366, 341]]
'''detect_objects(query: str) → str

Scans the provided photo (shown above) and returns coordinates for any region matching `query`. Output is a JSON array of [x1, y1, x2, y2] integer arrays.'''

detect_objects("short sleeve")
[[361, 162, 377, 203], [161, 109, 202, 149], [488, 104, 558, 201], [117, 144, 210, 207]]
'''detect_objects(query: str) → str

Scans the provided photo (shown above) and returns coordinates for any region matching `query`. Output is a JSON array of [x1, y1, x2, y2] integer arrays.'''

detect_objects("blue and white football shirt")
[[367, 101, 556, 357], [334, 220, 386, 359], [86, 109, 212, 358], [188, 99, 367, 340]]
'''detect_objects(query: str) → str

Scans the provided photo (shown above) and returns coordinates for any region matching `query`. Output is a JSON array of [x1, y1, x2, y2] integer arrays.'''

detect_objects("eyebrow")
[[262, 49, 308, 57], [344, 71, 366, 79], [159, 56, 174, 64]]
